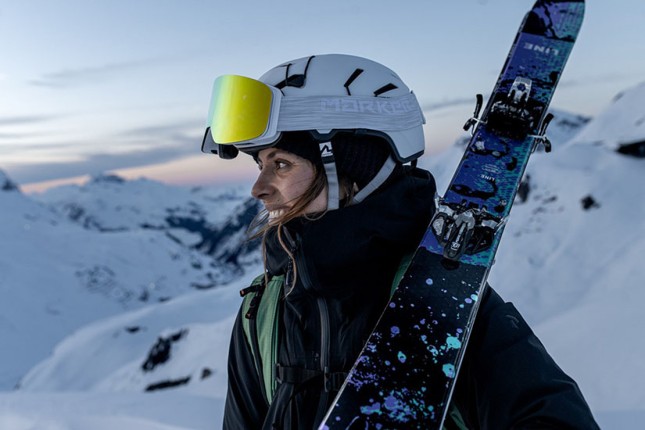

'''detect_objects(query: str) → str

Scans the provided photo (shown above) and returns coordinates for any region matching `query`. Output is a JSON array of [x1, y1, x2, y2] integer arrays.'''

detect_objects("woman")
[[202, 54, 599, 429]]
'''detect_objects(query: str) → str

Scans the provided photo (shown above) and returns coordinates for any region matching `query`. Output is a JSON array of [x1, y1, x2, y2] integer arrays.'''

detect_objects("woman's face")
[[251, 147, 327, 222]]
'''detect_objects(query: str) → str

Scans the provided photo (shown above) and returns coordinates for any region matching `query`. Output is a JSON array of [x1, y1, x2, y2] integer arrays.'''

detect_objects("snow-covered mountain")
[[566, 81, 645, 157], [1, 82, 644, 429], [0, 174, 261, 394], [35, 173, 261, 269]]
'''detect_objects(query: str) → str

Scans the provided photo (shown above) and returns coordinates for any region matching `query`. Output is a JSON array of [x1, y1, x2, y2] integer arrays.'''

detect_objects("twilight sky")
[[1, 0, 644, 192]]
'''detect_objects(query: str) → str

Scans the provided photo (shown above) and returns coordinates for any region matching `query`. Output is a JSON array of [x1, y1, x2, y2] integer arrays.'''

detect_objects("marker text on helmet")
[[320, 98, 417, 115]]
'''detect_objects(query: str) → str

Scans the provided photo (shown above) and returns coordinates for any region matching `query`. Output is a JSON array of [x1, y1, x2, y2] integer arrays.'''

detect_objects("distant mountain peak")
[[90, 173, 126, 184], [0, 169, 20, 192]]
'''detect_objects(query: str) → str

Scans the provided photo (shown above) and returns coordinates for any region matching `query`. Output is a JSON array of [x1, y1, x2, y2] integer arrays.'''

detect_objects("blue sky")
[[1, 0, 644, 192]]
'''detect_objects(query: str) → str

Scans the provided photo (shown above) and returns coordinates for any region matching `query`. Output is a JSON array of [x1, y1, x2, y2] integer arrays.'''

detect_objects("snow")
[[566, 81, 645, 150], [16, 282, 250, 394], [0, 192, 221, 388], [0, 392, 223, 430], [1, 81, 644, 428]]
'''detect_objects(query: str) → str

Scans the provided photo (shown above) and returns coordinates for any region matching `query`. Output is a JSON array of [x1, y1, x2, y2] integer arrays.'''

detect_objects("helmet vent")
[[274, 56, 315, 89], [344, 68, 364, 95], [279, 74, 305, 89], [373, 83, 398, 96]]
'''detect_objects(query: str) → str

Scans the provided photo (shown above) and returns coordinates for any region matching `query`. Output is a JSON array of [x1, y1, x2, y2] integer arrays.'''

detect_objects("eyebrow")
[[260, 149, 291, 162]]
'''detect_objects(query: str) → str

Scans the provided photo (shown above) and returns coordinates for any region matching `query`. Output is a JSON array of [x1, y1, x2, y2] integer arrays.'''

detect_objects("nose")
[[251, 167, 273, 201]]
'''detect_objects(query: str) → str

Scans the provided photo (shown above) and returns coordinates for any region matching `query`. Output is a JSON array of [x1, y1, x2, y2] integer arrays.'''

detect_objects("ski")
[[319, 1, 585, 428]]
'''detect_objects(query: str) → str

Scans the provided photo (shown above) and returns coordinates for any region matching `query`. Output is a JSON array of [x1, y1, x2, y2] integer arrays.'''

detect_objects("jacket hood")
[[265, 166, 436, 298]]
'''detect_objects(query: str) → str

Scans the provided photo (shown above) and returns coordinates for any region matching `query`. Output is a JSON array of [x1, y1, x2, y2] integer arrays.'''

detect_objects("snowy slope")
[[566, 81, 645, 151], [0, 391, 223, 430], [1, 271, 261, 430], [15, 275, 253, 394]]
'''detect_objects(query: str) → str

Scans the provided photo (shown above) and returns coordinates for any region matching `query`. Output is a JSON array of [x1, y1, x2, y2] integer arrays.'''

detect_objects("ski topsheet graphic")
[[320, 1, 585, 429]]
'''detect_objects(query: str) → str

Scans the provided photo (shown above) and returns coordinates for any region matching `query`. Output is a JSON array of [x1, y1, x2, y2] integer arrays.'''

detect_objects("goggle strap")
[[277, 93, 425, 133], [319, 142, 340, 211], [352, 156, 397, 204]]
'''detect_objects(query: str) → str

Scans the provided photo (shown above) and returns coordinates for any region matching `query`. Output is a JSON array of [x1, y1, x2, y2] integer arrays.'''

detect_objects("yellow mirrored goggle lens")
[[208, 75, 273, 145]]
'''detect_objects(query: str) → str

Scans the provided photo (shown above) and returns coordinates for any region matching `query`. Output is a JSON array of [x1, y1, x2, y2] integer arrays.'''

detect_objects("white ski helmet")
[[201, 54, 426, 208], [202, 54, 426, 162]]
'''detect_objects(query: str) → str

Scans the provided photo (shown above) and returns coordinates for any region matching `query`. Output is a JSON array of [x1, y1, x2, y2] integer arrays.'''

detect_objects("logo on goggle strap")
[[320, 98, 415, 115]]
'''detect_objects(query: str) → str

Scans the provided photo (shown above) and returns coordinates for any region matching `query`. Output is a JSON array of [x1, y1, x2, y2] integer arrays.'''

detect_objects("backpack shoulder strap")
[[241, 273, 284, 404], [390, 250, 415, 296]]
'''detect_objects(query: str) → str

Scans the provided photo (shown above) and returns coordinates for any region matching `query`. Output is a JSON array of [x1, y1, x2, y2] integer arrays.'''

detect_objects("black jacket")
[[223, 168, 599, 430]]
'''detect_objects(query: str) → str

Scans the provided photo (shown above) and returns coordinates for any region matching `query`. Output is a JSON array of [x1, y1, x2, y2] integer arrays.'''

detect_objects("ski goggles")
[[201, 74, 425, 159]]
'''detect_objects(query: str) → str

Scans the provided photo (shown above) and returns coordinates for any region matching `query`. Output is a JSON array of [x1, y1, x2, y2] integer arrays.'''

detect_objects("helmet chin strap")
[[351, 155, 396, 204], [319, 141, 397, 210]]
